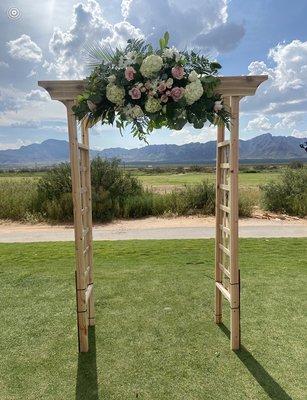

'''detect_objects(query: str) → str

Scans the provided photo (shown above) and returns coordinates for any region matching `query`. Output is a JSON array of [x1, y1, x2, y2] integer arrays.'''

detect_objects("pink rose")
[[157, 81, 167, 93], [160, 94, 169, 103], [125, 66, 136, 81], [129, 87, 141, 99], [171, 66, 184, 80], [170, 87, 184, 102]]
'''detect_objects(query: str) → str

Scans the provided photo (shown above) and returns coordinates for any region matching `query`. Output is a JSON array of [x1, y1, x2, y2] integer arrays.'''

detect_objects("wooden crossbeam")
[[217, 140, 230, 148], [215, 282, 230, 302]]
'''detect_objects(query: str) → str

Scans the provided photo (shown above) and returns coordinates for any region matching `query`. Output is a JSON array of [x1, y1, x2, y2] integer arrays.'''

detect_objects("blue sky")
[[0, 0, 307, 150]]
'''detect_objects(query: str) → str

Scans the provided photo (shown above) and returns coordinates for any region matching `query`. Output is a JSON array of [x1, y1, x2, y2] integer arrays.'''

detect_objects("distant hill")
[[0, 133, 306, 166]]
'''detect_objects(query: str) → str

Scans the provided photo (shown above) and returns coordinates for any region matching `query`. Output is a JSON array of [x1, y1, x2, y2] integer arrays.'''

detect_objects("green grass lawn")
[[135, 171, 279, 189], [0, 239, 306, 399]]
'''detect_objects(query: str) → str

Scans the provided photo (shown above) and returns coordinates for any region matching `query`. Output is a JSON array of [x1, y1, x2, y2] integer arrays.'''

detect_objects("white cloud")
[[291, 129, 307, 138], [246, 116, 271, 131], [0, 139, 36, 151], [46, 0, 114, 78], [0, 61, 9, 68], [45, 0, 243, 79], [10, 120, 41, 129], [7, 34, 43, 63], [170, 125, 217, 144], [26, 89, 50, 102], [243, 40, 307, 116], [126, 0, 243, 54]]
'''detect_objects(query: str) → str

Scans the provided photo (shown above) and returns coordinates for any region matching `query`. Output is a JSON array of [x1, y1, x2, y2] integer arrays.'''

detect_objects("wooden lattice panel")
[[215, 96, 240, 350]]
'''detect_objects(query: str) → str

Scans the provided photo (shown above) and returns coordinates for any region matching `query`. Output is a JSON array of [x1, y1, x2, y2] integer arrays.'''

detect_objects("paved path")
[[0, 219, 306, 242]]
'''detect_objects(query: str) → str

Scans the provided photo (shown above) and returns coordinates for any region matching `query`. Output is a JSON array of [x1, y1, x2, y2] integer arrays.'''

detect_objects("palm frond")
[[82, 41, 116, 68]]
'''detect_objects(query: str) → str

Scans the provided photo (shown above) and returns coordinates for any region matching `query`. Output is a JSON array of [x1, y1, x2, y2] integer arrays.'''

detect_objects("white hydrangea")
[[188, 70, 199, 82], [106, 83, 125, 105], [140, 55, 163, 78], [130, 105, 144, 118], [123, 104, 144, 119], [184, 79, 204, 105], [145, 97, 162, 113]]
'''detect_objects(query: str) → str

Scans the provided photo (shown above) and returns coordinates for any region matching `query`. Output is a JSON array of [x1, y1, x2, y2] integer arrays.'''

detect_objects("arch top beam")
[[38, 75, 268, 102]]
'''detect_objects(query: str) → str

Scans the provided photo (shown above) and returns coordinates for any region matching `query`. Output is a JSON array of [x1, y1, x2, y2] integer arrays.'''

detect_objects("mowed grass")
[[135, 171, 279, 189], [0, 239, 306, 400]]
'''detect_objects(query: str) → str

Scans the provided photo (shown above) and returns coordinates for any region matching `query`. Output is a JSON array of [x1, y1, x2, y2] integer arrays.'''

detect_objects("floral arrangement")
[[73, 32, 229, 140]]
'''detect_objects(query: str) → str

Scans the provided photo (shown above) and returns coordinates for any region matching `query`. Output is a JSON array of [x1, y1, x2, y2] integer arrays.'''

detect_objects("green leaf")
[[159, 38, 166, 50], [164, 32, 170, 47]]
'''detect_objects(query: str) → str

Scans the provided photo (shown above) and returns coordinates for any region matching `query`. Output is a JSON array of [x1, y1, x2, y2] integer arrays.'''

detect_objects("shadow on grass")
[[218, 324, 293, 400], [76, 326, 99, 400]]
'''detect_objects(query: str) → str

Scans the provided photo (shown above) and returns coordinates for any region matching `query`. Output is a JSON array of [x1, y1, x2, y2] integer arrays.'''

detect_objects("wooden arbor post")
[[38, 75, 267, 353], [213, 76, 268, 350]]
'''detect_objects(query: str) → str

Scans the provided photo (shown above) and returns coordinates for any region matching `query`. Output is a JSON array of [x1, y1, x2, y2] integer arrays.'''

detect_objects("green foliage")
[[261, 167, 307, 216], [0, 178, 38, 221]]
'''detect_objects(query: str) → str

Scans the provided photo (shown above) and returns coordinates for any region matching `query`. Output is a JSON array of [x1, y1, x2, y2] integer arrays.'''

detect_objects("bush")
[[0, 178, 38, 221], [261, 168, 307, 216], [35, 158, 143, 222], [239, 190, 256, 218]]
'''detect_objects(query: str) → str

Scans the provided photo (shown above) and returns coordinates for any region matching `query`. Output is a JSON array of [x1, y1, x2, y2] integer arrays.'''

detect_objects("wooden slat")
[[220, 204, 230, 213], [85, 284, 93, 304], [78, 143, 89, 151], [81, 207, 88, 215], [82, 227, 89, 239], [81, 187, 88, 194], [220, 225, 230, 235], [215, 282, 230, 302], [217, 140, 230, 148], [219, 184, 230, 191], [219, 263, 230, 278], [219, 243, 230, 256], [220, 163, 230, 169]]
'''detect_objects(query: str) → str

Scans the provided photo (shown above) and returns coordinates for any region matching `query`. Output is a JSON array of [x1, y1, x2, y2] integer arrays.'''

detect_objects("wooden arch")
[[39, 75, 268, 352]]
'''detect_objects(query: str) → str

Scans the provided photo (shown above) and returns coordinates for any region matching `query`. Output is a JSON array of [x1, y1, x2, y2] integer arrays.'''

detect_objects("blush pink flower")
[[170, 86, 184, 102], [129, 87, 141, 99], [145, 81, 152, 90], [171, 66, 184, 80], [125, 66, 136, 81], [157, 81, 167, 93]]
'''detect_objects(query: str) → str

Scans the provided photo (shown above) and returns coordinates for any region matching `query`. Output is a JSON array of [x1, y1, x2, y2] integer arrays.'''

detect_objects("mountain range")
[[0, 133, 306, 166]]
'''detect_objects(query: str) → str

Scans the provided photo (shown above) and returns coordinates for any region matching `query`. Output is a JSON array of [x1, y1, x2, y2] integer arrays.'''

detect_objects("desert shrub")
[[289, 160, 304, 169], [34, 158, 143, 222], [0, 178, 38, 221], [238, 190, 257, 218], [261, 168, 307, 216]]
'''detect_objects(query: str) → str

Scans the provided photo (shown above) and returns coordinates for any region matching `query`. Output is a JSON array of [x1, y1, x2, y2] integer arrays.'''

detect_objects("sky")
[[0, 0, 307, 150]]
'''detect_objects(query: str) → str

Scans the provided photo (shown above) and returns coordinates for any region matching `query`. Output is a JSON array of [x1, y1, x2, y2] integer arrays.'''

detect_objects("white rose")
[[106, 83, 125, 105], [145, 97, 162, 113], [214, 100, 223, 112], [184, 79, 204, 105], [140, 54, 163, 78], [188, 70, 199, 82]]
